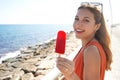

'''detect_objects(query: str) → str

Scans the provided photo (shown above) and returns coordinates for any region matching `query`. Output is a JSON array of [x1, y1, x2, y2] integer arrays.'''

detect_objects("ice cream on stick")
[[55, 30, 66, 54]]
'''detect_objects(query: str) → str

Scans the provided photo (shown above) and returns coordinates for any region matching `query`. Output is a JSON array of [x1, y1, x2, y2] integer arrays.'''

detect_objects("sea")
[[0, 24, 73, 63]]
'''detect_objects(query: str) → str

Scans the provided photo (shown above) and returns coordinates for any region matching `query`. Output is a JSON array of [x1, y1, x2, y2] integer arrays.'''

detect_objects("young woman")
[[56, 2, 112, 80]]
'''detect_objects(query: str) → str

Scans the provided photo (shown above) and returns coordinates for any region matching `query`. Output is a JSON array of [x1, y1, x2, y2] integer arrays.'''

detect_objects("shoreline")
[[0, 31, 72, 64], [0, 34, 56, 59], [0, 31, 81, 80]]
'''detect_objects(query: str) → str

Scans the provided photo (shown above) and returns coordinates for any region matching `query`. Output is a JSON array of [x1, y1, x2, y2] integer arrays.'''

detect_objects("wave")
[[0, 51, 21, 64]]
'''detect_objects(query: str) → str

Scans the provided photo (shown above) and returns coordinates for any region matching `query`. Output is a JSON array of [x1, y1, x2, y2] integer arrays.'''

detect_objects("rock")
[[2, 57, 18, 63], [41, 43, 48, 49], [33, 75, 44, 80], [35, 69, 51, 77], [21, 73, 34, 80], [23, 53, 34, 60], [12, 69, 24, 80], [11, 62, 37, 73], [27, 46, 38, 50], [0, 70, 12, 80], [24, 58, 41, 66], [20, 63, 37, 72], [22, 49, 35, 54], [23, 57, 40, 64], [17, 53, 33, 60], [35, 48, 41, 55], [0, 64, 7, 70], [34, 70, 43, 76], [37, 59, 55, 69], [11, 62, 23, 68], [12, 68, 24, 76], [11, 74, 20, 80], [34, 61, 41, 66], [0, 63, 15, 71]]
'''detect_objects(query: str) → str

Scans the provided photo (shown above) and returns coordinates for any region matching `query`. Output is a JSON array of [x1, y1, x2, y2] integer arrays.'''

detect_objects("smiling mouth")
[[75, 29, 85, 33]]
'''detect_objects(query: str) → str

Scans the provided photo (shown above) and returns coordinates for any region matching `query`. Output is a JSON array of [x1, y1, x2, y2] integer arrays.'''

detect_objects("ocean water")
[[0, 24, 73, 55]]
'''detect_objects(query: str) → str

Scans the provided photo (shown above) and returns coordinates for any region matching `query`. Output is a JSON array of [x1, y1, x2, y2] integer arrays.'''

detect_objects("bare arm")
[[83, 45, 100, 80]]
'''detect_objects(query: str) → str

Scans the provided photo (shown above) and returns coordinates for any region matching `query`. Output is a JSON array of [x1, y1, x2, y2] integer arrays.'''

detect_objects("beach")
[[0, 31, 81, 80], [0, 24, 120, 80]]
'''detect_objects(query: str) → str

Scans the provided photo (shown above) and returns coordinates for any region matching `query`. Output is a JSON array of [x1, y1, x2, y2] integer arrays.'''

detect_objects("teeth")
[[76, 29, 83, 32]]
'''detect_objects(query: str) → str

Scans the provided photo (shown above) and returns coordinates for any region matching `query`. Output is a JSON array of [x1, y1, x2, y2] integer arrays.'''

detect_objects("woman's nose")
[[76, 20, 82, 27]]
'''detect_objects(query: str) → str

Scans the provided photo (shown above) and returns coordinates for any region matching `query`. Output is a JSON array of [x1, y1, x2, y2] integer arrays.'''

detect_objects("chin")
[[75, 35, 82, 39]]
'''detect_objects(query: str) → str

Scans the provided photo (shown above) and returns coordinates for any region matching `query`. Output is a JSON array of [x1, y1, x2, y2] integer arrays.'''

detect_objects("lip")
[[75, 29, 85, 34]]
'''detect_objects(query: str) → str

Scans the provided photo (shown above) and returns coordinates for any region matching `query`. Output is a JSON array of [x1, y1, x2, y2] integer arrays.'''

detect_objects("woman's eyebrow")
[[75, 15, 78, 18], [83, 17, 92, 20], [84, 17, 90, 19], [75, 16, 92, 20]]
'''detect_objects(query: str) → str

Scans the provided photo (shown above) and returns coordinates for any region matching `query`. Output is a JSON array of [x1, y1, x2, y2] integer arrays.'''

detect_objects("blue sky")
[[0, 0, 119, 24]]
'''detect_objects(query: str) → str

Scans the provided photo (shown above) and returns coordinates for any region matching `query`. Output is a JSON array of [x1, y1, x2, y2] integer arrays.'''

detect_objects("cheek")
[[85, 27, 96, 35]]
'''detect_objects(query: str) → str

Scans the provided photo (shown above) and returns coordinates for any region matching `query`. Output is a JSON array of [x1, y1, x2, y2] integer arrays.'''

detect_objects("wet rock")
[[2, 57, 18, 64]]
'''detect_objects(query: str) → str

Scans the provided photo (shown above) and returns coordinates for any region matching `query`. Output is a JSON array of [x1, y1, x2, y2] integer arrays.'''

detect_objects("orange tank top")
[[73, 41, 106, 80]]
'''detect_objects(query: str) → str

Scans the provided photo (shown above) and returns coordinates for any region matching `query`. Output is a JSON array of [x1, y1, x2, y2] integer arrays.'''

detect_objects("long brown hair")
[[78, 5, 112, 70]]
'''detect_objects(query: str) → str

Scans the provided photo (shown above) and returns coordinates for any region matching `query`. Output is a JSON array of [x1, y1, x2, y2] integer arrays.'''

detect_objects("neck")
[[81, 37, 95, 47]]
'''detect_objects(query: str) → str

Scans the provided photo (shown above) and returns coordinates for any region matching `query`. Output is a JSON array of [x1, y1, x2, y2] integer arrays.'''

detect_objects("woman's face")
[[73, 8, 98, 39]]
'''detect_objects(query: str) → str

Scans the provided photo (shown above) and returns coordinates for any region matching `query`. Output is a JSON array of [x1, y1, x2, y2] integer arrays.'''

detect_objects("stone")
[[12, 68, 24, 75], [11, 74, 20, 80], [23, 57, 40, 64], [33, 75, 44, 80], [21, 73, 34, 80], [0, 70, 12, 80], [12, 62, 37, 73], [20, 63, 37, 72]]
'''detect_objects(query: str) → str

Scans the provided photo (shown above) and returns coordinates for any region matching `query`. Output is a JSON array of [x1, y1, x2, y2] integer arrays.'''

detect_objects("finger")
[[57, 57, 74, 70], [57, 62, 68, 72], [57, 60, 73, 73], [57, 57, 72, 64]]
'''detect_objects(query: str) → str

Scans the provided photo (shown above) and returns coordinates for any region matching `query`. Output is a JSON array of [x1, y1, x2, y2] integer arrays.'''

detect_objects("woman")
[[56, 2, 112, 80]]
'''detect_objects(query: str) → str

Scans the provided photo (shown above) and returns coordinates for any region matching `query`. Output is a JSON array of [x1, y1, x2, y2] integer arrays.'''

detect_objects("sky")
[[0, 0, 120, 24]]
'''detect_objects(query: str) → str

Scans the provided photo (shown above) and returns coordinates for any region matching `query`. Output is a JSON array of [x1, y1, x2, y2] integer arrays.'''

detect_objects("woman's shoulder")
[[84, 39, 100, 52], [83, 43, 101, 72], [84, 44, 100, 58], [85, 39, 102, 50], [83, 40, 101, 61]]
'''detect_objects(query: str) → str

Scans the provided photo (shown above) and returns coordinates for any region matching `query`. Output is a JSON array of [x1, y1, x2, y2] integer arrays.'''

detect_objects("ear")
[[95, 23, 101, 31]]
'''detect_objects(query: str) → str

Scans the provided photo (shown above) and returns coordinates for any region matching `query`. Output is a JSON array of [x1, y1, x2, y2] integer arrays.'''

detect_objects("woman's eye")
[[84, 19, 90, 22], [75, 18, 79, 21]]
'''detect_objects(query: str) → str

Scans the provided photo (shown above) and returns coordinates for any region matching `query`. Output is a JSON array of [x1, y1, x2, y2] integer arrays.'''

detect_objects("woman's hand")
[[56, 57, 75, 77]]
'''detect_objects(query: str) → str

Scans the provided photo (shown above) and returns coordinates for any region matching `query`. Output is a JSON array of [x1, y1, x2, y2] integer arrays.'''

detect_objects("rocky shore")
[[0, 31, 81, 80]]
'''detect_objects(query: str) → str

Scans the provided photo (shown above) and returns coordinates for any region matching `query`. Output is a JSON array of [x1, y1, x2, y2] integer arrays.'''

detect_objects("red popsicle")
[[55, 30, 66, 54]]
